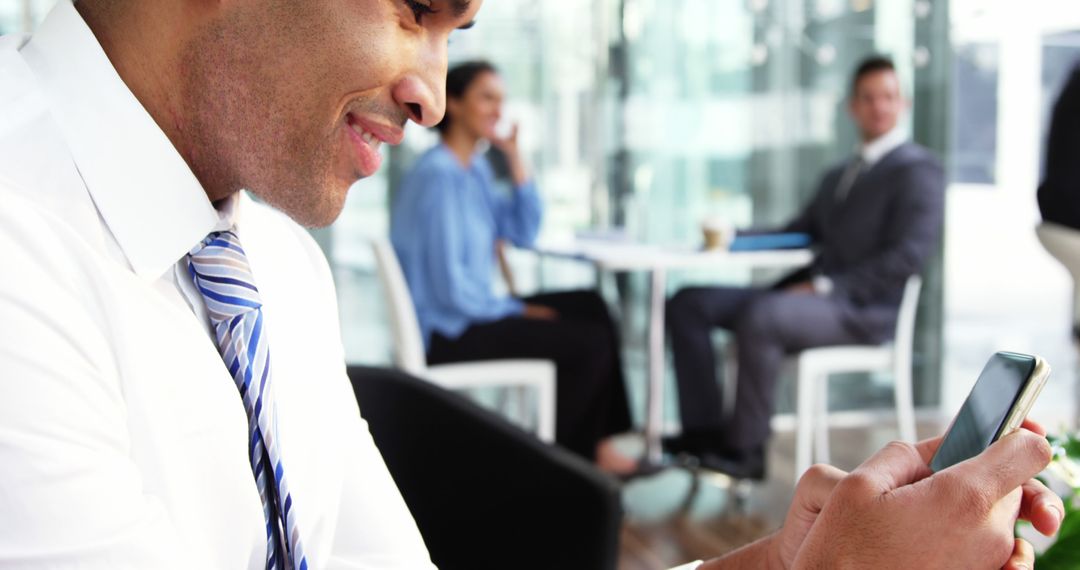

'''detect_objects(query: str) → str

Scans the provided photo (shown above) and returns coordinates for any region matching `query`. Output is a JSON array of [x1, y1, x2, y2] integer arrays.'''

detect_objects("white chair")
[[1036, 221, 1080, 333], [792, 274, 922, 477], [369, 238, 557, 443]]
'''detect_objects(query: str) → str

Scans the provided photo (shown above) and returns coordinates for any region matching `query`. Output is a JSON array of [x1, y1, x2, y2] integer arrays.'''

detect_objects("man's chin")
[[297, 209, 344, 230], [299, 197, 349, 229], [862, 126, 893, 141], [254, 185, 350, 230]]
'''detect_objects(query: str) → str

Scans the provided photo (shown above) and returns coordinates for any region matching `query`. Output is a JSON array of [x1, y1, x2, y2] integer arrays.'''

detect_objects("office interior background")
[[6, 0, 1080, 565]]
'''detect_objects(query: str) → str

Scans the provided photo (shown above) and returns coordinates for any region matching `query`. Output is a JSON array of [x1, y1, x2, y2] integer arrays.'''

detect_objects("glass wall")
[[607, 0, 946, 235]]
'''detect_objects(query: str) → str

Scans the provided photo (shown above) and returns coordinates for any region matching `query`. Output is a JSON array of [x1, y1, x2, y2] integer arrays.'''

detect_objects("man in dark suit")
[[665, 56, 945, 479]]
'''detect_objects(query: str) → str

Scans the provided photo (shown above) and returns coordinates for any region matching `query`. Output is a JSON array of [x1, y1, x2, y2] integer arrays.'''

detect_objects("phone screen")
[[930, 352, 1036, 472]]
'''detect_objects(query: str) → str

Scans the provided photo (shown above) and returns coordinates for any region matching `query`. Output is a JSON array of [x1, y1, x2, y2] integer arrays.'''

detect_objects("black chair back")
[[347, 366, 623, 570]]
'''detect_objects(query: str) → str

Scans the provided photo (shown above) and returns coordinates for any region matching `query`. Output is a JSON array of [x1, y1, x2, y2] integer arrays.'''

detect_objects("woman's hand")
[[490, 123, 529, 187], [522, 304, 558, 321]]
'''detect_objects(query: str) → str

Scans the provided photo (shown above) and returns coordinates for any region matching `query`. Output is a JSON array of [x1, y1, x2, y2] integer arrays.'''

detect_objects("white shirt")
[[0, 2, 435, 568], [859, 125, 907, 168]]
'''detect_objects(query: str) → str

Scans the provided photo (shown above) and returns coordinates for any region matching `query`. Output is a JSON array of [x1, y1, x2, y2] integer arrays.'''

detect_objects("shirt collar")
[[21, 0, 221, 281], [437, 141, 485, 171], [859, 126, 907, 167]]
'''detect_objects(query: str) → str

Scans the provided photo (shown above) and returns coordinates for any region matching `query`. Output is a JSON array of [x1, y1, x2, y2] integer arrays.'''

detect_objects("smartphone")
[[929, 351, 1051, 472]]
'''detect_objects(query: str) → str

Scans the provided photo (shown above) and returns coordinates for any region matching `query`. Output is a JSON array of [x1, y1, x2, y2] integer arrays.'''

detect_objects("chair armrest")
[[425, 359, 554, 389], [426, 360, 556, 443]]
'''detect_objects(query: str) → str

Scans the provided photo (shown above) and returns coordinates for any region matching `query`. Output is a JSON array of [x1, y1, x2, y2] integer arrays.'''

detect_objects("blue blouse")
[[391, 144, 543, 349]]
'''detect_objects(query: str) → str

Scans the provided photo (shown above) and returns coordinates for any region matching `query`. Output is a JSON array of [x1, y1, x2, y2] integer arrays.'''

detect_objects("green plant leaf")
[[1065, 435, 1080, 460], [1031, 432, 1080, 569], [1036, 497, 1080, 569]]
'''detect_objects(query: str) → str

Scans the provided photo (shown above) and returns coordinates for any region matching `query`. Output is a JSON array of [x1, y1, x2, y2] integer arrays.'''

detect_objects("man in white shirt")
[[0, 0, 479, 567], [0, 2, 1062, 569]]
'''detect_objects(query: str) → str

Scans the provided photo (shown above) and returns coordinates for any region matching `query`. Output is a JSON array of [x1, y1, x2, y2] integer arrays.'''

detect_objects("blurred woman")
[[391, 61, 636, 475]]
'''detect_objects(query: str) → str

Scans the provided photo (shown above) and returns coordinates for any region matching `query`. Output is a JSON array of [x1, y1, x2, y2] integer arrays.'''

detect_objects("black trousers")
[[428, 290, 632, 461], [666, 287, 870, 452]]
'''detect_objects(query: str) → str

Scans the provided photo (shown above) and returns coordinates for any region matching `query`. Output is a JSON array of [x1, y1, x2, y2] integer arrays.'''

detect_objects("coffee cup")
[[701, 218, 733, 250]]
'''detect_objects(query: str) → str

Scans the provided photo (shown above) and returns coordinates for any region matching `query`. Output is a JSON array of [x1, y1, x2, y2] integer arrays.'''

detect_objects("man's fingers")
[[795, 464, 847, 512], [1001, 538, 1034, 570], [948, 428, 1053, 502], [916, 420, 1044, 466], [1019, 478, 1065, 536], [1020, 418, 1046, 437], [850, 441, 933, 492], [914, 435, 944, 465], [914, 420, 1046, 467]]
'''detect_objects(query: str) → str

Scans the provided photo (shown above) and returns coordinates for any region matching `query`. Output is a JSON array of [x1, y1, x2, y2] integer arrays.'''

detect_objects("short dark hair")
[[435, 60, 498, 133], [850, 56, 896, 97]]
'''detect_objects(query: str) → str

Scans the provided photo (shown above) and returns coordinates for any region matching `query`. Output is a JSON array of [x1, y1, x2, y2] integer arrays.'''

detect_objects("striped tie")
[[188, 230, 308, 570]]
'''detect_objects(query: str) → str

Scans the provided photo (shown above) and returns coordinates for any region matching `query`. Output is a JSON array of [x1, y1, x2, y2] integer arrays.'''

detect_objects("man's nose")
[[392, 44, 448, 128]]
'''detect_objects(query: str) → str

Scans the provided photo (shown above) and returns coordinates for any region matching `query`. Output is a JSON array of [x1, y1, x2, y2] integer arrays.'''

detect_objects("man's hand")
[[768, 463, 846, 568], [790, 421, 1058, 569], [701, 420, 1061, 570], [522, 304, 558, 321]]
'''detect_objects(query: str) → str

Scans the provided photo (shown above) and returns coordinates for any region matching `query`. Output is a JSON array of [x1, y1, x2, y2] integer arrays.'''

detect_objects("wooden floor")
[[620, 514, 771, 570], [616, 421, 944, 569]]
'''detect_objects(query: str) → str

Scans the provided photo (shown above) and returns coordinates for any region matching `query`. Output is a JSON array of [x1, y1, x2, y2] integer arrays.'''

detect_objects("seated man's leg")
[[666, 287, 762, 443], [725, 292, 867, 461]]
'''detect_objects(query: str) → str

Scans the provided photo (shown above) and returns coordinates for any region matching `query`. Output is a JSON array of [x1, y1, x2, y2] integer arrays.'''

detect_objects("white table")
[[534, 239, 814, 464]]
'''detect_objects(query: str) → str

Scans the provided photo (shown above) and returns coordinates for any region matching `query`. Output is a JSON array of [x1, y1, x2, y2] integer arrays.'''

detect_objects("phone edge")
[[994, 355, 1051, 441]]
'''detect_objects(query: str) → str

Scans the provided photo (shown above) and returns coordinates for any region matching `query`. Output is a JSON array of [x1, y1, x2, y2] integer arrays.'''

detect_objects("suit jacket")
[[1038, 63, 1080, 230], [776, 142, 945, 342]]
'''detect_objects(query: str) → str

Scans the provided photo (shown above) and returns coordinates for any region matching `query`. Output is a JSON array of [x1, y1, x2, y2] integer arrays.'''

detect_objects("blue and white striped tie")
[[188, 230, 308, 570]]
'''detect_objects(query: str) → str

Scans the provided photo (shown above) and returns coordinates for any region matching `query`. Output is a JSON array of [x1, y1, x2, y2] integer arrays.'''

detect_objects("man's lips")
[[343, 113, 404, 177], [346, 113, 405, 146]]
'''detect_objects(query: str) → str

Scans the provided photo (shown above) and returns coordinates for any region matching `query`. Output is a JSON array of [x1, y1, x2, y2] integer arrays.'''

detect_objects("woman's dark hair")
[[435, 60, 498, 133], [850, 55, 896, 97]]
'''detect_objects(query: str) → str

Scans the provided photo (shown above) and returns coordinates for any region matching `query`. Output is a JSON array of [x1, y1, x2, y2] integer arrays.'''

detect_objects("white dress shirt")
[[0, 2, 435, 568], [859, 125, 908, 168]]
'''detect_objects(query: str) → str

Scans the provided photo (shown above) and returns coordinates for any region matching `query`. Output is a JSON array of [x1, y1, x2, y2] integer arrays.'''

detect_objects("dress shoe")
[[661, 430, 726, 457], [661, 434, 700, 456]]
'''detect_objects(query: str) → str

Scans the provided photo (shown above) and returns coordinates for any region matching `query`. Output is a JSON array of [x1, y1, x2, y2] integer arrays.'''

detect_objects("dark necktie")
[[834, 156, 867, 203]]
